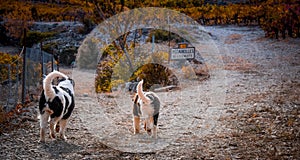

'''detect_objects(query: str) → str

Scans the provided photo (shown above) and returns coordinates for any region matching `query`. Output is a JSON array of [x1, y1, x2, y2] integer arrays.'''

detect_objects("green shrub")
[[22, 31, 57, 47], [41, 42, 58, 54], [60, 47, 77, 66], [147, 29, 183, 43], [130, 63, 176, 90]]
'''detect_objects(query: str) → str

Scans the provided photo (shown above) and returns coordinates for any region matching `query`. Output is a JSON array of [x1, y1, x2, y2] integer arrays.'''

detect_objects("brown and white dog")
[[38, 70, 75, 142], [132, 80, 160, 138]]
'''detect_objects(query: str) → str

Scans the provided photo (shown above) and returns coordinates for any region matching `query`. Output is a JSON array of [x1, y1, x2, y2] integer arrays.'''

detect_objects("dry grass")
[[0, 106, 6, 123], [225, 34, 243, 44], [0, 106, 8, 134], [224, 103, 300, 159], [221, 55, 256, 71]]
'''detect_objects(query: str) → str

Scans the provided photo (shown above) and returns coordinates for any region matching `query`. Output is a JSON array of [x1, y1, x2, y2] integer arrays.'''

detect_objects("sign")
[[179, 43, 188, 48], [171, 47, 195, 60]]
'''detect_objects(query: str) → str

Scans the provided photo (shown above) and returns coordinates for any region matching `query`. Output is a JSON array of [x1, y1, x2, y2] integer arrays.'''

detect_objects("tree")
[[2, 1, 33, 45]]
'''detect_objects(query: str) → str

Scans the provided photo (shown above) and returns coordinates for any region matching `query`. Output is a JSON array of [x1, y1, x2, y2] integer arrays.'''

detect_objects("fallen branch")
[[154, 85, 177, 92]]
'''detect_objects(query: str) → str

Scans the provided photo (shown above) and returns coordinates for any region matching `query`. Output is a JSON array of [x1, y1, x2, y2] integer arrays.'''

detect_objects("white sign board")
[[171, 47, 195, 60]]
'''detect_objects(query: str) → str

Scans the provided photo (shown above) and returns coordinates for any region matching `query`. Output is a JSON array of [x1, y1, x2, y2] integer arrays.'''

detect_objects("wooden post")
[[57, 54, 60, 71], [40, 42, 44, 78], [168, 15, 171, 64], [51, 54, 54, 72], [22, 28, 27, 105]]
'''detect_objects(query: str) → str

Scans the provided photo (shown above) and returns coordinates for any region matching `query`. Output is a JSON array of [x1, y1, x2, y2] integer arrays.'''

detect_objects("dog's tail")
[[43, 70, 68, 100], [137, 80, 150, 104]]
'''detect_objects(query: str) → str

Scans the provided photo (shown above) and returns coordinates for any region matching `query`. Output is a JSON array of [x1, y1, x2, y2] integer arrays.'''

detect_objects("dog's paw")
[[49, 133, 56, 139], [146, 129, 152, 136], [38, 138, 45, 143], [59, 134, 67, 141], [133, 128, 140, 134], [151, 133, 157, 139], [55, 125, 60, 132]]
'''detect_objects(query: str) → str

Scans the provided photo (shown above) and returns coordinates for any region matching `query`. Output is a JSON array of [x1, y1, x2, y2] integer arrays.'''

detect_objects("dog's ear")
[[68, 78, 75, 86], [58, 77, 66, 82]]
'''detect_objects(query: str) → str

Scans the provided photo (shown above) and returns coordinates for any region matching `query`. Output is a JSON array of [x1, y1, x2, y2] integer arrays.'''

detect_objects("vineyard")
[[0, 0, 299, 100], [0, 0, 299, 44]]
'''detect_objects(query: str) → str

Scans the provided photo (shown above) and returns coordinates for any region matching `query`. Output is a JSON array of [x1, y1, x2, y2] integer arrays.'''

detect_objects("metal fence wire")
[[25, 48, 57, 91], [0, 47, 57, 111], [0, 63, 21, 110]]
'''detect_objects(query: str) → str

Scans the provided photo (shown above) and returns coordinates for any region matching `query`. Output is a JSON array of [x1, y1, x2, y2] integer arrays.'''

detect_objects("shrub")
[[22, 31, 57, 47], [59, 47, 77, 66], [130, 63, 177, 90], [0, 52, 20, 83], [147, 29, 183, 43]]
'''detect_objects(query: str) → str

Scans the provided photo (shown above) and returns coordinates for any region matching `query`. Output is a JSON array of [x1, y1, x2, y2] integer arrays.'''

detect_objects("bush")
[[130, 63, 177, 90], [59, 47, 77, 66], [147, 29, 183, 43], [95, 60, 113, 92], [42, 42, 58, 54], [182, 65, 197, 79], [22, 31, 57, 47], [0, 52, 20, 83]]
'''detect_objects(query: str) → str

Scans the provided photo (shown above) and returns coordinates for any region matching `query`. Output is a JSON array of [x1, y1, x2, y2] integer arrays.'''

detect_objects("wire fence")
[[0, 63, 21, 111], [0, 47, 57, 111]]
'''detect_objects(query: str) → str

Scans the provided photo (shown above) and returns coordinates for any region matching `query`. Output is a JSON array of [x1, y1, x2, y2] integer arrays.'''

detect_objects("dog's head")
[[126, 81, 138, 93], [58, 77, 75, 87]]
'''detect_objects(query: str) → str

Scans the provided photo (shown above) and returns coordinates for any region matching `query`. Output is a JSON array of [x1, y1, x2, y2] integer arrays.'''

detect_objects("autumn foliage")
[[0, 0, 299, 43], [0, 52, 20, 83]]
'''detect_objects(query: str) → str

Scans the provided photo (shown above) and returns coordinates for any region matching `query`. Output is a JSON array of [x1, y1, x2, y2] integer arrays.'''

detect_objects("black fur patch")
[[49, 96, 64, 118], [129, 82, 138, 93], [62, 94, 74, 119], [153, 113, 159, 126], [134, 95, 139, 104], [132, 95, 141, 117], [39, 86, 74, 119], [39, 91, 47, 114], [53, 87, 59, 94]]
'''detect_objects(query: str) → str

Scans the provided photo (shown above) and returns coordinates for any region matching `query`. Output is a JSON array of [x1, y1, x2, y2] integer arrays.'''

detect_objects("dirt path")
[[1, 26, 299, 159]]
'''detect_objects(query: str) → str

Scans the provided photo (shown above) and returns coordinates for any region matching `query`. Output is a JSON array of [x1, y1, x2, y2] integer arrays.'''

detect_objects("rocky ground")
[[0, 25, 299, 159]]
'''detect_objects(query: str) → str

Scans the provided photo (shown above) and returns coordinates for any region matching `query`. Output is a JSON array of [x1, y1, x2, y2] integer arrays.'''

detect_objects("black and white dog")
[[132, 80, 160, 138], [38, 70, 75, 142]]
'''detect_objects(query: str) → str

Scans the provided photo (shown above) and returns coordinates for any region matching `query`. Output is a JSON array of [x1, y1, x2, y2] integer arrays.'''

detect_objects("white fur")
[[137, 80, 150, 104], [43, 70, 69, 100]]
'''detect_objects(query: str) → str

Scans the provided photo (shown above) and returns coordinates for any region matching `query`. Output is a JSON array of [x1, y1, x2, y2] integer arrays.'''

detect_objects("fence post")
[[57, 54, 60, 71], [22, 29, 27, 105], [16, 61, 20, 103], [7, 64, 11, 107], [51, 54, 54, 71], [41, 42, 44, 78]]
